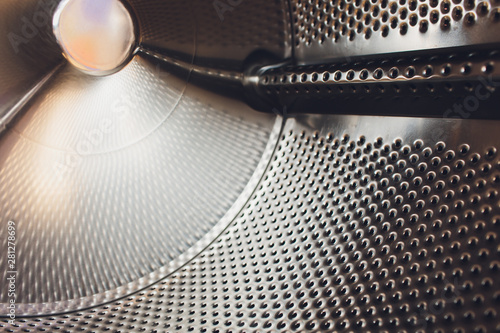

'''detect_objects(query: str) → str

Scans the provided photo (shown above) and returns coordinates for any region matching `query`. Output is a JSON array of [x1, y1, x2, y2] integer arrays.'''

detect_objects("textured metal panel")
[[257, 49, 500, 118], [291, 0, 500, 64], [0, 54, 278, 311], [191, 0, 292, 68], [128, 0, 196, 59], [1, 0, 500, 331], [3, 114, 499, 332], [0, 0, 62, 124], [130, 0, 292, 70]]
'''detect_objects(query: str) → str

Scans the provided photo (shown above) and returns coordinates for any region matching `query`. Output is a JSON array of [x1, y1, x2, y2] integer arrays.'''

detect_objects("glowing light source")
[[53, 0, 136, 75]]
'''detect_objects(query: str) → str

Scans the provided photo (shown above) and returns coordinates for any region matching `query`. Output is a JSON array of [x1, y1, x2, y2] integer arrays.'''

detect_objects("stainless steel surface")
[[0, 55, 279, 310], [258, 49, 500, 118], [0, 0, 291, 319], [130, 0, 292, 70], [0, 0, 499, 331], [0, 0, 62, 126], [291, 0, 500, 64], [2, 114, 499, 332]]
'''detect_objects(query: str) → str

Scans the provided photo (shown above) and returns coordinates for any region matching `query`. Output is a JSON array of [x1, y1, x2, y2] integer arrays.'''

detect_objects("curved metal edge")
[[0, 115, 284, 317], [0, 64, 64, 137]]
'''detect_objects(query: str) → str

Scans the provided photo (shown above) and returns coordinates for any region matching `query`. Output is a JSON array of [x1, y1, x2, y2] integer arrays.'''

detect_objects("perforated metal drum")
[[0, 0, 499, 332]]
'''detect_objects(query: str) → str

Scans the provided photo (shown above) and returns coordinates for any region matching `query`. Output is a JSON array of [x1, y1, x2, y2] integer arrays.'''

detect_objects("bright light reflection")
[[53, 0, 136, 75]]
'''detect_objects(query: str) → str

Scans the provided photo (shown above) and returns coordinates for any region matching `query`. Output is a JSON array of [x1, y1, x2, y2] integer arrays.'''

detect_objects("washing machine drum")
[[1, 0, 500, 332]]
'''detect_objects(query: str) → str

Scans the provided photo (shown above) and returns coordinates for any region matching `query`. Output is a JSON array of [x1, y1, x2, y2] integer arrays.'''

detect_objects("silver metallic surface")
[[0, 0, 62, 125], [0, 65, 63, 134], [291, 0, 500, 64], [129, 0, 292, 69], [262, 51, 500, 88], [258, 49, 500, 117], [0, 54, 278, 310], [0, 0, 499, 331], [2, 114, 499, 332]]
